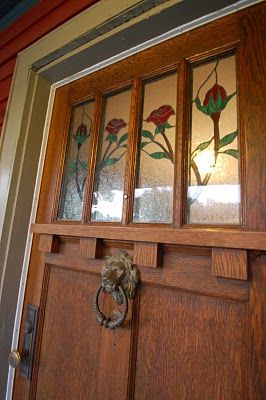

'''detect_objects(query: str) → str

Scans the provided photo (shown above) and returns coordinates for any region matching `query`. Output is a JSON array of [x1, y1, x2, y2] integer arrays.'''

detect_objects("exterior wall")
[[0, 0, 99, 136]]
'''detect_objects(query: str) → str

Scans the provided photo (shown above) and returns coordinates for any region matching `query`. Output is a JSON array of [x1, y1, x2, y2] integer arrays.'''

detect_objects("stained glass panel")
[[91, 88, 131, 222], [187, 54, 240, 224], [58, 100, 94, 220], [133, 73, 177, 223]]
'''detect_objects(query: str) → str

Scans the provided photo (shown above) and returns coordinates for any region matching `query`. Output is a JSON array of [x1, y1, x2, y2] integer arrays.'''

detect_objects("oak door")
[[13, 4, 266, 399]]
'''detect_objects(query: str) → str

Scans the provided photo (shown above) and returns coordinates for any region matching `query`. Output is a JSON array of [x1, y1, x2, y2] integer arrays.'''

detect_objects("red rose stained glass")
[[133, 72, 177, 223], [58, 100, 94, 220], [91, 88, 131, 222], [188, 54, 240, 224]]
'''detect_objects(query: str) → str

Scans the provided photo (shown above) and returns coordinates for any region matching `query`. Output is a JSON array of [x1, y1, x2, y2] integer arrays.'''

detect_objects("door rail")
[[31, 223, 266, 251]]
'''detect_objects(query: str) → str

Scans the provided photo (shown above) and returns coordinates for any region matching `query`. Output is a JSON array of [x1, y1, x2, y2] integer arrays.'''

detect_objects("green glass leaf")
[[120, 144, 127, 148], [191, 139, 212, 159], [103, 157, 119, 166], [68, 160, 77, 171], [218, 131, 238, 149], [207, 94, 217, 115], [164, 122, 174, 129], [194, 97, 209, 115], [221, 91, 236, 110], [194, 97, 201, 107], [140, 141, 149, 149], [221, 149, 239, 159], [106, 133, 117, 143], [197, 105, 209, 115], [141, 130, 154, 141], [79, 161, 88, 170], [73, 134, 89, 145], [118, 132, 128, 145], [155, 125, 163, 135], [149, 151, 169, 160]]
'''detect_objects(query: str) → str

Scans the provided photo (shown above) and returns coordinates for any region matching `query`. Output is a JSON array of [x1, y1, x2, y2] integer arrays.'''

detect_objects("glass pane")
[[91, 88, 131, 222], [187, 54, 240, 224], [58, 100, 94, 220], [133, 73, 177, 223]]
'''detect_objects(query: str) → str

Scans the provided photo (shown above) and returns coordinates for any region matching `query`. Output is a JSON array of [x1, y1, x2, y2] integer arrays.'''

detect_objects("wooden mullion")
[[122, 78, 143, 225], [82, 93, 103, 222], [174, 59, 190, 228]]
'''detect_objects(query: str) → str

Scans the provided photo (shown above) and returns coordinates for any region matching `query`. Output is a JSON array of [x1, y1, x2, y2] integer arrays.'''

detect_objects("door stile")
[[235, 43, 246, 229], [249, 255, 266, 399], [239, 6, 266, 232], [50, 87, 72, 223], [28, 264, 52, 400], [126, 285, 141, 400], [174, 59, 190, 228], [122, 78, 143, 225], [82, 93, 103, 222]]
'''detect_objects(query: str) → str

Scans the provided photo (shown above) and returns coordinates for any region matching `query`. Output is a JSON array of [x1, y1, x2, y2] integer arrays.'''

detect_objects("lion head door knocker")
[[93, 250, 140, 330]]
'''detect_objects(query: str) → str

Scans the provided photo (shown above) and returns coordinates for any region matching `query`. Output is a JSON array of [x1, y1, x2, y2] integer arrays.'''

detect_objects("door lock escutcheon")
[[8, 305, 39, 379]]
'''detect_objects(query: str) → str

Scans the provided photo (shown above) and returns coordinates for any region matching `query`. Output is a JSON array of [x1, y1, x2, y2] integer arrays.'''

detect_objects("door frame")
[[0, 0, 262, 398]]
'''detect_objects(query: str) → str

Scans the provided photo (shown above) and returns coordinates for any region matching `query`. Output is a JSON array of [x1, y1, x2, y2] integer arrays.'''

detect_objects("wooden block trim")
[[79, 237, 102, 259], [133, 242, 162, 268], [38, 234, 59, 253], [212, 248, 248, 280]]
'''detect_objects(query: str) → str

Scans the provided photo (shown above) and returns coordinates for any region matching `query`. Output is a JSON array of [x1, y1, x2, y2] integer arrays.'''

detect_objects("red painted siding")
[[0, 0, 100, 136]]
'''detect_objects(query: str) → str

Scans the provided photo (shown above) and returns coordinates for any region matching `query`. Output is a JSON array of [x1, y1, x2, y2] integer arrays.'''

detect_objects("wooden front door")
[[12, 4, 266, 399]]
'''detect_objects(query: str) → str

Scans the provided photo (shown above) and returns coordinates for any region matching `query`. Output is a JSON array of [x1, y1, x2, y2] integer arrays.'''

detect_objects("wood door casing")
[[13, 3, 266, 399]]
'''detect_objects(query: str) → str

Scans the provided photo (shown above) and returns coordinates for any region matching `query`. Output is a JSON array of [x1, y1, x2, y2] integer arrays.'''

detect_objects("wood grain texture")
[[45, 244, 249, 302], [38, 234, 59, 253], [34, 265, 132, 400], [82, 93, 102, 222], [212, 248, 248, 280], [134, 285, 248, 400], [174, 59, 190, 228], [36, 85, 70, 224], [31, 223, 266, 251], [122, 78, 142, 225], [79, 237, 102, 258], [12, 4, 266, 399], [249, 255, 266, 399], [240, 4, 266, 231], [133, 241, 162, 268]]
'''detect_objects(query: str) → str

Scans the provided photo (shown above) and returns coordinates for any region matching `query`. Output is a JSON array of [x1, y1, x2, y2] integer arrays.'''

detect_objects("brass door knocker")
[[93, 250, 140, 330]]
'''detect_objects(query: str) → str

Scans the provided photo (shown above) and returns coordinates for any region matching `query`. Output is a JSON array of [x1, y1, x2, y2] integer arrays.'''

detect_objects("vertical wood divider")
[[122, 78, 142, 225], [48, 86, 71, 222], [82, 93, 103, 222], [239, 6, 266, 232], [174, 60, 190, 228], [249, 255, 266, 399]]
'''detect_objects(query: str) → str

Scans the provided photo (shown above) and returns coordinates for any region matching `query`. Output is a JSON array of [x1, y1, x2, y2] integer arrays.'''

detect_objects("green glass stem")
[[161, 129, 174, 163], [75, 148, 83, 201], [189, 118, 220, 205]]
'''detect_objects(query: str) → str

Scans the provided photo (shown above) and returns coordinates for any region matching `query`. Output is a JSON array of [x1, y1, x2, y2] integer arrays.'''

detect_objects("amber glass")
[[58, 100, 94, 220], [187, 54, 240, 224], [133, 72, 177, 223], [91, 88, 131, 222]]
